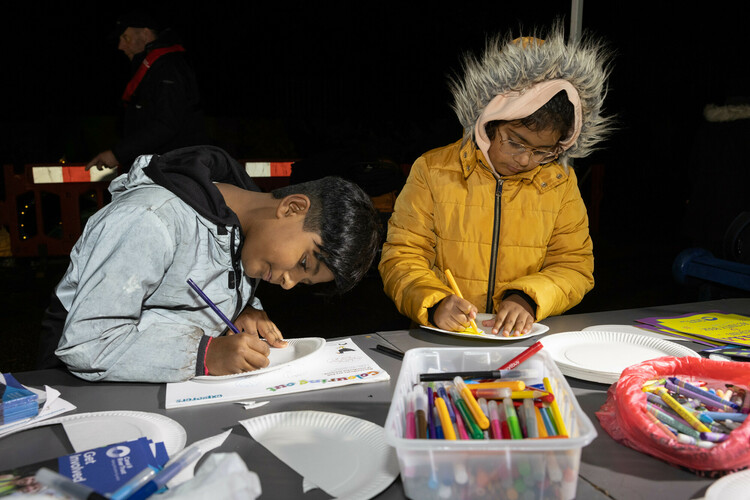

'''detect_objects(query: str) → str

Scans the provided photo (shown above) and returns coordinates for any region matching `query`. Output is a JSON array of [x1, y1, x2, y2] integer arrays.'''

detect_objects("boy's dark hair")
[[485, 90, 575, 142], [271, 176, 381, 294]]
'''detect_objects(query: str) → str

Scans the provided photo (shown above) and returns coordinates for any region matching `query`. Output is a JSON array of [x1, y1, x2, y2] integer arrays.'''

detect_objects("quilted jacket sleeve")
[[498, 168, 594, 320], [378, 157, 454, 325]]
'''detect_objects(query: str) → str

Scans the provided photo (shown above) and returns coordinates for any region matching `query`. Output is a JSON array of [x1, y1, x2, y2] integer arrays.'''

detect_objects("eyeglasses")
[[497, 138, 561, 165]]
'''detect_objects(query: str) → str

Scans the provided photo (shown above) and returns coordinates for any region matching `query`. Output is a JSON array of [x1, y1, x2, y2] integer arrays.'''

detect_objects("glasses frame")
[[496, 138, 561, 165]]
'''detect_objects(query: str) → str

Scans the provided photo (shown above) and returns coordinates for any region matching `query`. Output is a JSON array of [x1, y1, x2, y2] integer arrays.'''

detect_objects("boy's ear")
[[276, 194, 311, 218]]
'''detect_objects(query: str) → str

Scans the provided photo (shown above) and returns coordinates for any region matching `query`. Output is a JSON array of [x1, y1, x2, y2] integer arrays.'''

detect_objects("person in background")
[[86, 10, 207, 172], [379, 22, 615, 337]]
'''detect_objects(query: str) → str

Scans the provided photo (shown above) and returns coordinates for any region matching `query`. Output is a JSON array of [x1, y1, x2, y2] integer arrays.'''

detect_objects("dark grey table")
[[3, 298, 748, 499], [378, 298, 750, 500]]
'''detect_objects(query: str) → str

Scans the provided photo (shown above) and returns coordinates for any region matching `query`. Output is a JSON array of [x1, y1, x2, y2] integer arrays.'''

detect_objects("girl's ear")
[[276, 194, 311, 218]]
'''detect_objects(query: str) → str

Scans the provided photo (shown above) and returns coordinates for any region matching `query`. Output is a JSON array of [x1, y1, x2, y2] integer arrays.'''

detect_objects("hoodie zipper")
[[228, 225, 244, 323], [485, 179, 503, 313]]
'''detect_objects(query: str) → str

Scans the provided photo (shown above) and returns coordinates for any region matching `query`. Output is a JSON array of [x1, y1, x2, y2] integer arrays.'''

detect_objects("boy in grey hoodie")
[[40, 146, 381, 382]]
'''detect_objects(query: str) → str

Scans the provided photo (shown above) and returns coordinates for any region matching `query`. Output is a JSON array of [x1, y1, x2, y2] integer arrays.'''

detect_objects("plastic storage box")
[[384, 346, 597, 500]]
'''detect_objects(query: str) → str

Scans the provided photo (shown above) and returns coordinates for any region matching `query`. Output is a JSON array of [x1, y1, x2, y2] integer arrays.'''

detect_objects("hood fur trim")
[[449, 22, 615, 164]]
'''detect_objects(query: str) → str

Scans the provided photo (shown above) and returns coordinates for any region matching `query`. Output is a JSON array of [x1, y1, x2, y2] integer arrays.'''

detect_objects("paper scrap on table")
[[165, 338, 390, 409], [239, 411, 399, 500], [0, 385, 76, 438], [241, 419, 348, 498], [302, 477, 319, 493], [237, 401, 269, 410], [168, 429, 233, 487]]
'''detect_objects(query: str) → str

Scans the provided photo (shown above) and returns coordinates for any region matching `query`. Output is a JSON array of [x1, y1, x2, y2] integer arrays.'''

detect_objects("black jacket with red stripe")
[[113, 28, 208, 171]]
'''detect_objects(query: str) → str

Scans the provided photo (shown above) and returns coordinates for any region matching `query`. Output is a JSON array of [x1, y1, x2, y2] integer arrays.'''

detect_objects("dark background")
[[2, 1, 750, 372]]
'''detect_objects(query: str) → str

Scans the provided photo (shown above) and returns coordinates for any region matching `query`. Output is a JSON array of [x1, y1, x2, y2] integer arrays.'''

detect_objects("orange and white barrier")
[[31, 165, 118, 184], [244, 161, 293, 178]]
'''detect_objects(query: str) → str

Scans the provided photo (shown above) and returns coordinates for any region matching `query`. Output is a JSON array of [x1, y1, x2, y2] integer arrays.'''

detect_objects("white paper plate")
[[581, 323, 688, 341], [194, 337, 326, 381], [706, 468, 750, 499], [14, 411, 186, 456], [241, 411, 399, 500], [541, 331, 700, 384], [421, 313, 549, 340]]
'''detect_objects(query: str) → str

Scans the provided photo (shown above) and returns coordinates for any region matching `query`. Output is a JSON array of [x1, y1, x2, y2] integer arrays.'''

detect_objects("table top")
[[4, 297, 749, 499]]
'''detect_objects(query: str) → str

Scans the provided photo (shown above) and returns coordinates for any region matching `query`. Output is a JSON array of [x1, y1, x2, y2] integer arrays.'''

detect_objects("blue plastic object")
[[673, 248, 750, 292]]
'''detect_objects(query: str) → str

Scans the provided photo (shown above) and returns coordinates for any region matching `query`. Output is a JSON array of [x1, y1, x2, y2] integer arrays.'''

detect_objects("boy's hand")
[[485, 295, 534, 337], [234, 307, 288, 348], [205, 334, 271, 375], [433, 295, 478, 332]]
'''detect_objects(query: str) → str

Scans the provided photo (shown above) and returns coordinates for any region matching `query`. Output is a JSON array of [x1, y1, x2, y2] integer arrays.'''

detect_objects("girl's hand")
[[433, 295, 478, 332], [486, 295, 534, 337], [233, 307, 288, 348]]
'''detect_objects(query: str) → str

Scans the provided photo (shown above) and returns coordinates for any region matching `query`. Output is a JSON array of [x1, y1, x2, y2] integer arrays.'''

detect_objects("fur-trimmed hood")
[[449, 23, 615, 164]]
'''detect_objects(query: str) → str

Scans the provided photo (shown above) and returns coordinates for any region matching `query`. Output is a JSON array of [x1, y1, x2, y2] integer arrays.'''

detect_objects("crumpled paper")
[[161, 453, 262, 499]]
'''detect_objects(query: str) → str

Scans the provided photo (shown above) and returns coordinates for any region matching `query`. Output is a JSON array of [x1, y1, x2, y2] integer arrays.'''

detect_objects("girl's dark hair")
[[485, 90, 575, 141], [271, 176, 381, 294]]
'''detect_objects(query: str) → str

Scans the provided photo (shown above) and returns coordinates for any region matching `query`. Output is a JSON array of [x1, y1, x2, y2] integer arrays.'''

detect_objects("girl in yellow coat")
[[379, 24, 615, 336]]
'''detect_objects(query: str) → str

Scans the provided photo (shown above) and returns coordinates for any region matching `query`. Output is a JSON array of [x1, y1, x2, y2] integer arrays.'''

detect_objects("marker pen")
[[414, 385, 428, 439], [127, 446, 201, 500], [503, 397, 523, 439], [109, 466, 160, 500], [35, 468, 108, 500], [453, 376, 490, 430]]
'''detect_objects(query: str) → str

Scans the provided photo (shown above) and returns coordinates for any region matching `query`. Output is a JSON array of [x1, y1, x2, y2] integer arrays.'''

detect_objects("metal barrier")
[[0, 161, 293, 258], [673, 248, 750, 293]]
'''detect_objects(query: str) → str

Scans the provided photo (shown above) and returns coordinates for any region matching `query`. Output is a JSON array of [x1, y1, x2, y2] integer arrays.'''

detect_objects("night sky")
[[2, 1, 750, 261]]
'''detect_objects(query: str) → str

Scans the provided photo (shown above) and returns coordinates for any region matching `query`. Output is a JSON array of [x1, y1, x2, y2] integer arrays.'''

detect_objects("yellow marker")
[[534, 406, 548, 437], [444, 269, 481, 334], [510, 389, 548, 399], [434, 397, 456, 440], [543, 377, 569, 437], [454, 377, 490, 430], [466, 381, 526, 391], [655, 387, 711, 433]]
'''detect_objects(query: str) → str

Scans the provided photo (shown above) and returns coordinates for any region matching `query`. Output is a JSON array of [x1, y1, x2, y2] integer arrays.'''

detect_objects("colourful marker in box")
[[523, 399, 539, 438], [454, 376, 490, 430], [414, 385, 428, 439], [427, 385, 437, 439], [405, 390, 416, 439], [434, 397, 456, 440], [543, 377, 568, 437], [478, 398, 491, 439], [450, 386, 483, 439], [436, 383, 459, 437], [488, 400, 503, 439], [503, 397, 523, 439]]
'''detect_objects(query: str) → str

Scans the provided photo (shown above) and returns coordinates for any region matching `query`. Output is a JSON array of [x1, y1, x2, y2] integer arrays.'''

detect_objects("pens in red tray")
[[497, 341, 544, 370]]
